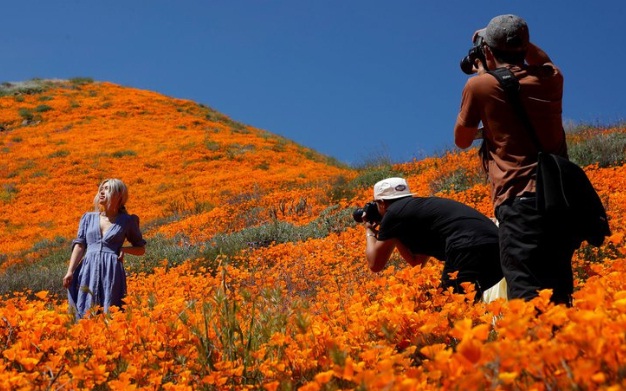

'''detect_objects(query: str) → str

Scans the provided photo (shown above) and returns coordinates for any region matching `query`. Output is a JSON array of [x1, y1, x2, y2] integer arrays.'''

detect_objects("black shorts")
[[496, 195, 578, 305]]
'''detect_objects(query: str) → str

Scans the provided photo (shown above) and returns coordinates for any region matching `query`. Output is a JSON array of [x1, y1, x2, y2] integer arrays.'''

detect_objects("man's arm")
[[365, 234, 396, 272], [454, 122, 480, 149], [525, 42, 552, 66], [395, 241, 429, 268]]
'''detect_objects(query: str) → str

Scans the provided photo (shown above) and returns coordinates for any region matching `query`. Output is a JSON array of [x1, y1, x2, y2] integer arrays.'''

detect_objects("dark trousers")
[[442, 243, 503, 301], [496, 195, 578, 306]]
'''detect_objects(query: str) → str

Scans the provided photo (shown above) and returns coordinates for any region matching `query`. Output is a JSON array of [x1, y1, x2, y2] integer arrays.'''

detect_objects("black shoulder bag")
[[488, 67, 610, 246]]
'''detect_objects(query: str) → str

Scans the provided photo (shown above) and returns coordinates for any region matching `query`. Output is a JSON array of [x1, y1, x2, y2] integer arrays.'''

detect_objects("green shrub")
[[568, 132, 626, 168], [255, 161, 270, 170], [329, 163, 404, 203], [127, 233, 202, 274], [18, 108, 34, 121], [69, 77, 94, 86], [200, 104, 249, 132], [140, 205, 354, 273], [0, 183, 19, 202], [0, 236, 69, 299], [204, 140, 221, 151], [48, 150, 70, 158], [429, 167, 487, 195], [111, 150, 137, 158], [162, 192, 214, 219], [34, 104, 52, 113], [0, 80, 46, 97]]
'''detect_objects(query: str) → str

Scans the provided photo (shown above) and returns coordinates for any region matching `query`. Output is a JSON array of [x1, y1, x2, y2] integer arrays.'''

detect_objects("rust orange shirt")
[[456, 64, 567, 209]]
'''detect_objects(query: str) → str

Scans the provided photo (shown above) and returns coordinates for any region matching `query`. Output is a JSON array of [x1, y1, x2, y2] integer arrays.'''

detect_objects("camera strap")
[[487, 67, 543, 152]]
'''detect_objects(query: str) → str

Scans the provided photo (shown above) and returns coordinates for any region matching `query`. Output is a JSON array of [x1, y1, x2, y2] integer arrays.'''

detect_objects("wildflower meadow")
[[1, 80, 625, 390]]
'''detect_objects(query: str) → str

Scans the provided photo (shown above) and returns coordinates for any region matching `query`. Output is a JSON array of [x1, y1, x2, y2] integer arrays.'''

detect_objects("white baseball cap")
[[373, 177, 413, 200]]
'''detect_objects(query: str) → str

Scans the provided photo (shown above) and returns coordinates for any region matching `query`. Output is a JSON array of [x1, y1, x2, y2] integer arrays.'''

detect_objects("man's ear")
[[483, 45, 497, 69]]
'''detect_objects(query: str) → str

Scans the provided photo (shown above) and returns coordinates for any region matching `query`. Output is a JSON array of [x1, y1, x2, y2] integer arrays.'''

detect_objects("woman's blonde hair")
[[93, 178, 129, 213]]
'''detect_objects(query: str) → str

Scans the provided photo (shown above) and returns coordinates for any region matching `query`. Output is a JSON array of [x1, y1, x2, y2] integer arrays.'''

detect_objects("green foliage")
[[127, 233, 201, 274], [329, 163, 404, 202], [226, 143, 255, 159], [69, 77, 94, 86], [34, 104, 52, 113], [270, 137, 288, 153], [0, 183, 19, 202], [134, 205, 354, 275], [429, 167, 486, 195], [0, 236, 69, 299], [177, 284, 296, 388], [162, 192, 214, 219], [255, 161, 270, 170], [568, 132, 626, 168], [48, 149, 70, 158], [0, 80, 46, 97], [198, 103, 249, 132], [204, 140, 221, 152], [199, 206, 352, 269], [18, 108, 34, 121], [110, 150, 137, 158]]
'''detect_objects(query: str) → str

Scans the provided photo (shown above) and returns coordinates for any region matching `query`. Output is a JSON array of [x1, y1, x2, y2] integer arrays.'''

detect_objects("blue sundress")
[[68, 212, 146, 318]]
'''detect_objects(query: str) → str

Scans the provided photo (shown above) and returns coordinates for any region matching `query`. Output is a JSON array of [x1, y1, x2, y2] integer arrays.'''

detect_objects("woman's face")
[[99, 181, 119, 209]]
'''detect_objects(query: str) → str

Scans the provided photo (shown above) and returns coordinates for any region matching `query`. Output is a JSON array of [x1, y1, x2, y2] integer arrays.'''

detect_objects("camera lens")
[[460, 55, 475, 75], [352, 208, 364, 223]]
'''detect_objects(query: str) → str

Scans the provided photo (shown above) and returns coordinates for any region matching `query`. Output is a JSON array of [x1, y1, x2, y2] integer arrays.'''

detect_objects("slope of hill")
[[1, 79, 626, 390], [0, 79, 355, 262]]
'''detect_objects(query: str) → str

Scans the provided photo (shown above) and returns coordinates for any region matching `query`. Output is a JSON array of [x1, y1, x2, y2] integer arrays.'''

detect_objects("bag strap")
[[487, 67, 544, 153]]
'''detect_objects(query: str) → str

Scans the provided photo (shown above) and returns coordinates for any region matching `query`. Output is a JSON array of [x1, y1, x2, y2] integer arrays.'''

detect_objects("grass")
[[0, 236, 69, 300], [0, 183, 19, 202], [47, 150, 70, 158], [328, 159, 404, 203], [18, 108, 35, 122], [68, 77, 94, 86], [34, 104, 53, 113], [429, 167, 486, 194], [110, 150, 137, 158], [568, 131, 626, 168], [0, 205, 354, 298]]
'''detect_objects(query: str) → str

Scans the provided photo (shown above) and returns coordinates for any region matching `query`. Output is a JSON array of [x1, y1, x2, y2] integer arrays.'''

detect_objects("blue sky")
[[3, 1, 625, 165]]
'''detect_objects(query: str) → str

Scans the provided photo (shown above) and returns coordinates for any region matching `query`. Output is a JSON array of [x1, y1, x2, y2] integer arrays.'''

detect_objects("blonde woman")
[[63, 179, 146, 318]]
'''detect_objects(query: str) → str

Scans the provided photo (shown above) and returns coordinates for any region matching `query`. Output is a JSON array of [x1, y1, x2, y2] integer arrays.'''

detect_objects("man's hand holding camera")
[[353, 201, 382, 239], [460, 29, 489, 75]]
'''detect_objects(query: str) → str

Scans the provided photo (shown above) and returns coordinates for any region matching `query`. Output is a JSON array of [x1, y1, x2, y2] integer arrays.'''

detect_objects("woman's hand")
[[63, 272, 73, 289]]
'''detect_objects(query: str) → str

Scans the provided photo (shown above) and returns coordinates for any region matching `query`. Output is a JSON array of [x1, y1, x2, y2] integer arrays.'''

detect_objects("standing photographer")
[[453, 14, 578, 305], [361, 177, 504, 301]]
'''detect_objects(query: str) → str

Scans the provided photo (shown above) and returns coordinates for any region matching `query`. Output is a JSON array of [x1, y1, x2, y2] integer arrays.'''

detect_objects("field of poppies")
[[1, 80, 625, 390]]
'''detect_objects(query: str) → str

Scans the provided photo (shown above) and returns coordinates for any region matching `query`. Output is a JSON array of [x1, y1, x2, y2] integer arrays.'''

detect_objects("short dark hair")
[[489, 46, 526, 65]]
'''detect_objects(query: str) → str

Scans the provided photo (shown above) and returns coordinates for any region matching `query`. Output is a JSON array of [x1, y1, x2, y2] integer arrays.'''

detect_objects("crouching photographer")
[[355, 177, 505, 302]]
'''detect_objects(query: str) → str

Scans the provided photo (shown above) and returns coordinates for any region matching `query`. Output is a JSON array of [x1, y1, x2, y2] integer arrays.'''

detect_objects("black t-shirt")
[[377, 196, 499, 262]]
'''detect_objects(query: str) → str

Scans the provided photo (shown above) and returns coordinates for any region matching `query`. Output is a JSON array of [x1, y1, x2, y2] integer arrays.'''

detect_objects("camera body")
[[353, 201, 383, 224], [460, 34, 487, 75]]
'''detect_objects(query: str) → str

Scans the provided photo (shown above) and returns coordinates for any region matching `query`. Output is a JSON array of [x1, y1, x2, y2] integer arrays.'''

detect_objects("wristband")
[[366, 233, 377, 238]]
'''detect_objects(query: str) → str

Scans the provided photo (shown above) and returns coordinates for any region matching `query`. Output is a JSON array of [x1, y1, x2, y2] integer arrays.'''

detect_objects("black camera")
[[352, 201, 382, 224], [460, 34, 487, 75]]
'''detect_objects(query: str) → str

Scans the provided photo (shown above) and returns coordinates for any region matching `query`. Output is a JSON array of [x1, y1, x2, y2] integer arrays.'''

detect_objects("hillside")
[[1, 79, 626, 390], [0, 79, 354, 261]]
